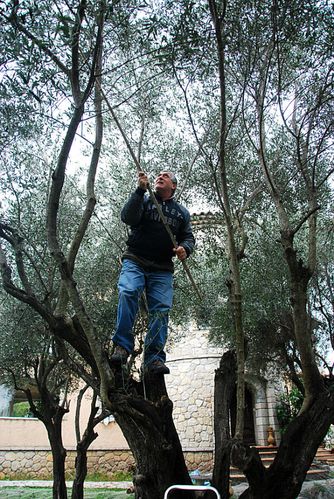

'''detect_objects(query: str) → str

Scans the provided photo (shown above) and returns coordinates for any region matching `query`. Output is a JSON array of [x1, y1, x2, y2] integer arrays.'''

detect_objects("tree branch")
[[1, 10, 70, 76], [0, 240, 52, 324], [290, 205, 321, 238], [70, 0, 87, 103]]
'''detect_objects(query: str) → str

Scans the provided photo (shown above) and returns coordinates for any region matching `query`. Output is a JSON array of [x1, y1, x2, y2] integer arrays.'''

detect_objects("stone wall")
[[184, 451, 213, 472], [0, 450, 53, 479], [166, 326, 224, 451], [0, 449, 135, 480], [0, 449, 212, 479]]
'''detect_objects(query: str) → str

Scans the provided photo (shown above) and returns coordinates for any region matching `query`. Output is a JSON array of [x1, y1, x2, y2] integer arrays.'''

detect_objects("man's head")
[[154, 171, 177, 200]]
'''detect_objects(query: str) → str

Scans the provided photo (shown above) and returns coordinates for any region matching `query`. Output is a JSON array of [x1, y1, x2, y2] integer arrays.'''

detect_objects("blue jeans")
[[112, 259, 173, 366]]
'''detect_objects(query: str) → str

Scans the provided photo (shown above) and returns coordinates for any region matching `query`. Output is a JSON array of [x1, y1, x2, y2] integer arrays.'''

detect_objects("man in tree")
[[110, 171, 195, 374]]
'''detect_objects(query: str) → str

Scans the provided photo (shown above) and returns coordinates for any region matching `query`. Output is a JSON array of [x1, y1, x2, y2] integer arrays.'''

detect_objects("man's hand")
[[173, 246, 187, 261], [138, 171, 149, 190]]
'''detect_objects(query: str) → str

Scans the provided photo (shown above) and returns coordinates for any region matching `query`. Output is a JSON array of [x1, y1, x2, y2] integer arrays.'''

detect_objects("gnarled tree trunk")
[[211, 350, 237, 499], [47, 422, 68, 499], [109, 373, 195, 499], [71, 386, 110, 499], [71, 410, 99, 499]]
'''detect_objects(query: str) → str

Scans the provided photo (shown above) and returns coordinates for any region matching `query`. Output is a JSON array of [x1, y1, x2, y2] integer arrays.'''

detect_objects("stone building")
[[165, 325, 281, 470]]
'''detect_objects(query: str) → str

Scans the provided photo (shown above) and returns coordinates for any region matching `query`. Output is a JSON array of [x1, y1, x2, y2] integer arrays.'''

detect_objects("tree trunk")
[[109, 374, 195, 499], [208, 0, 246, 440], [47, 423, 68, 499], [233, 385, 334, 499], [71, 443, 91, 499], [24, 371, 69, 499], [284, 244, 324, 407], [71, 415, 99, 499], [211, 351, 237, 499]]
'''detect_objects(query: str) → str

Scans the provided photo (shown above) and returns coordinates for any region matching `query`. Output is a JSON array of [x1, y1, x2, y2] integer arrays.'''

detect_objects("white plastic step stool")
[[164, 484, 221, 498]]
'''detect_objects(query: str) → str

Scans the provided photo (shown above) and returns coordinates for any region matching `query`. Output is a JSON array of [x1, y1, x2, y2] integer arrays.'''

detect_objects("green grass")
[[1, 471, 133, 483], [84, 471, 132, 482], [0, 488, 134, 498]]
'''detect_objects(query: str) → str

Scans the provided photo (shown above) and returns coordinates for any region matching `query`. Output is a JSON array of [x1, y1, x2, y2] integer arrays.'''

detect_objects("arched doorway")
[[230, 385, 256, 445]]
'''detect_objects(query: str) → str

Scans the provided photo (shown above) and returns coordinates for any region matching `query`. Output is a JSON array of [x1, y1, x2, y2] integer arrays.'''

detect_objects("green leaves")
[[55, 14, 73, 40], [276, 386, 304, 434]]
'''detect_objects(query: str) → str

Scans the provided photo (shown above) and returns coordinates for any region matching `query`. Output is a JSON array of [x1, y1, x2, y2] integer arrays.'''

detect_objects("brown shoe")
[[110, 345, 129, 366]]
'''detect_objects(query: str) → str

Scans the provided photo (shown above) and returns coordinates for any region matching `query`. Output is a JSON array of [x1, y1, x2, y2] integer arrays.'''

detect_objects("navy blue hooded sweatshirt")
[[121, 187, 195, 272]]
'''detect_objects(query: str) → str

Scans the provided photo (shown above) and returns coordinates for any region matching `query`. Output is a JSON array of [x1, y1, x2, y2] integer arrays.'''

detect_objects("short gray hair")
[[168, 172, 177, 185]]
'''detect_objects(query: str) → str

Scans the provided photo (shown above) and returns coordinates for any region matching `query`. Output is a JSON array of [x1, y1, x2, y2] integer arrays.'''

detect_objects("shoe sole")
[[147, 368, 170, 375]]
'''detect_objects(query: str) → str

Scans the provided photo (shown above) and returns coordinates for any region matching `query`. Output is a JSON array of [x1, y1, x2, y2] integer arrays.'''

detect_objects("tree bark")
[[45, 412, 68, 499], [211, 351, 237, 499], [109, 373, 195, 499], [71, 415, 99, 499], [71, 387, 108, 499], [71, 440, 94, 499], [283, 242, 324, 407], [22, 362, 69, 499]]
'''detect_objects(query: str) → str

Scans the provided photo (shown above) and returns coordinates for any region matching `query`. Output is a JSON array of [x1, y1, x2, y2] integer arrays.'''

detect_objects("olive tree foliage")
[[0, 286, 113, 499], [0, 3, 116, 497], [0, 0, 205, 387], [152, 0, 334, 381], [0, 289, 74, 498], [0, 0, 111, 374], [200, 203, 334, 390], [0, 127, 122, 499], [238, 0, 333, 407], [310, 221, 334, 375], [0, 293, 48, 384]]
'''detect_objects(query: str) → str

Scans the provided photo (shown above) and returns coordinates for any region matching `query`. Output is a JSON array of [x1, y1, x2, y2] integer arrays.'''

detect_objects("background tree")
[[209, 0, 333, 497], [0, 296, 71, 498]]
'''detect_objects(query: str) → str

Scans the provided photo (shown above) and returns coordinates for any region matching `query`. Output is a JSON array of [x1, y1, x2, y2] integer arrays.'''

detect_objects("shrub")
[[11, 401, 34, 418], [276, 387, 304, 434]]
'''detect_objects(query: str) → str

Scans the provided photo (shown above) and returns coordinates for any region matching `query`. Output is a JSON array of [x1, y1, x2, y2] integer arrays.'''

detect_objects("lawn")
[[0, 488, 134, 498]]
